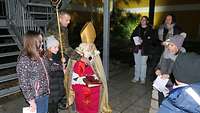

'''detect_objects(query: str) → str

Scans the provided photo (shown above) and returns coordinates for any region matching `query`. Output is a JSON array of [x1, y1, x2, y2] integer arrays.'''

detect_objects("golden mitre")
[[80, 21, 96, 43]]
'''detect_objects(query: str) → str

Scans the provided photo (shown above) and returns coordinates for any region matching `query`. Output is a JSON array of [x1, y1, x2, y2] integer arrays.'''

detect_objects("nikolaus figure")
[[65, 22, 112, 113], [72, 44, 101, 113]]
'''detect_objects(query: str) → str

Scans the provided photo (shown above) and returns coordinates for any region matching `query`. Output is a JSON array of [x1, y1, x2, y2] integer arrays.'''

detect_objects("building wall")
[[116, 0, 200, 40]]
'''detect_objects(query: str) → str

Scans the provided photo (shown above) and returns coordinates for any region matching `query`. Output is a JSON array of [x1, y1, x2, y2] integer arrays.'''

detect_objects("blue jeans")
[[133, 50, 148, 81], [35, 95, 49, 113], [158, 99, 187, 113]]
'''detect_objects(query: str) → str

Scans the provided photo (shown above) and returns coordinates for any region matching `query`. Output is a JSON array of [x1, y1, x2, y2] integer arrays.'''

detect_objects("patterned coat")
[[16, 53, 50, 101]]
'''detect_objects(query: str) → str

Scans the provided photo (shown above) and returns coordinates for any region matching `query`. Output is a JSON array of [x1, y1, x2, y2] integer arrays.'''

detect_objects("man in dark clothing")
[[47, 10, 79, 61], [47, 9, 71, 51], [158, 52, 200, 113]]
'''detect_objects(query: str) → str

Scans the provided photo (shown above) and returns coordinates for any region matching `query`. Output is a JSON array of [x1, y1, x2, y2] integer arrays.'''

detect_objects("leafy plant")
[[110, 8, 141, 62], [110, 8, 140, 40]]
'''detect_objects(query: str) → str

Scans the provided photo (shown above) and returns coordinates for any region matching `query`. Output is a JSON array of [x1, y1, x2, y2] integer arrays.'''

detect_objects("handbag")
[[23, 107, 36, 113]]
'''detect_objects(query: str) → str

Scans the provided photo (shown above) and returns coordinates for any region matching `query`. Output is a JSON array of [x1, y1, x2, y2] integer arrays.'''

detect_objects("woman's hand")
[[63, 67, 67, 74], [155, 69, 161, 76], [28, 99, 36, 112], [161, 74, 170, 79]]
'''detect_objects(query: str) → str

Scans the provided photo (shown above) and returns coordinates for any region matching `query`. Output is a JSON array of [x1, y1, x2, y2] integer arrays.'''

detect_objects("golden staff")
[[51, 0, 64, 63]]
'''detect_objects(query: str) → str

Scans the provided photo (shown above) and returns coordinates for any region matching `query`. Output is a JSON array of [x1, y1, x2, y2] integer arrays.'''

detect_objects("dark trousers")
[[48, 101, 58, 113], [158, 91, 165, 106]]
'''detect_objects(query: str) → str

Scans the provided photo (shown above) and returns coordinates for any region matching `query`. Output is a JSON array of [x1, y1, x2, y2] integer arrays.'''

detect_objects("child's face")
[[167, 43, 178, 55], [49, 45, 59, 54]]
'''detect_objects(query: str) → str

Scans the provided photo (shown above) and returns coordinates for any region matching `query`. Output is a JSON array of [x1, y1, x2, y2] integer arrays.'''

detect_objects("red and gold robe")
[[72, 60, 100, 113]]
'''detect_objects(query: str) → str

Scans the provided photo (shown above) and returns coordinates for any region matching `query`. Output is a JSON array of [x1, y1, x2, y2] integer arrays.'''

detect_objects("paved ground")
[[0, 63, 153, 113]]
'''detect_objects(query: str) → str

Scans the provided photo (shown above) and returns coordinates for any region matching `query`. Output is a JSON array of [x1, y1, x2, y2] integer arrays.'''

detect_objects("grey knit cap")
[[167, 34, 185, 49]]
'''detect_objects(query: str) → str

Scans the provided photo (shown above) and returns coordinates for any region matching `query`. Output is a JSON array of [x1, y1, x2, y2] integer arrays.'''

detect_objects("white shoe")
[[140, 80, 145, 84], [131, 79, 138, 83]]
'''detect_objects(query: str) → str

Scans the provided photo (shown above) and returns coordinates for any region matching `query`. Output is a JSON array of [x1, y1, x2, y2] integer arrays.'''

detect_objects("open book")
[[86, 82, 102, 87], [83, 76, 102, 88]]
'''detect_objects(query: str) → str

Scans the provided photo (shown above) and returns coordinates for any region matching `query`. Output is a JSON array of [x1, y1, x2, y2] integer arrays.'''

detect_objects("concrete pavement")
[[0, 63, 154, 113]]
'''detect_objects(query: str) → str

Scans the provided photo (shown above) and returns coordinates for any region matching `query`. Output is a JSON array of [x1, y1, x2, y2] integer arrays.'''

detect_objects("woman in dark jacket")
[[45, 35, 65, 113], [130, 16, 155, 84]]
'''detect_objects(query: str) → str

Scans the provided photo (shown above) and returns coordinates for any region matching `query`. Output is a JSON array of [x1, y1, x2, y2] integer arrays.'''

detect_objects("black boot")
[[58, 96, 67, 110]]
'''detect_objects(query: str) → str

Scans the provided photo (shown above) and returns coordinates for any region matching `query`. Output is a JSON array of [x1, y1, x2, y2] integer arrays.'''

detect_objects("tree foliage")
[[110, 8, 140, 40]]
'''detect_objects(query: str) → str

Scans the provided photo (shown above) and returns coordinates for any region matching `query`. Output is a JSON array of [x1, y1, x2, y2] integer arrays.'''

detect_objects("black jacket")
[[47, 54, 65, 103], [131, 25, 155, 56]]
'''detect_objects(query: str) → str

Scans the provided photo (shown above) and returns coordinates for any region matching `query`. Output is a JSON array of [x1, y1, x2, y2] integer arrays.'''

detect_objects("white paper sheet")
[[153, 76, 169, 97], [133, 36, 142, 45], [23, 107, 36, 113]]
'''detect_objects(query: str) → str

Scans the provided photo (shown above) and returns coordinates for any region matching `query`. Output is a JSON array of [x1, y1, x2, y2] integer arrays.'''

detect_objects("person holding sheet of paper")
[[154, 34, 186, 105], [130, 16, 155, 84], [157, 35, 200, 113]]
